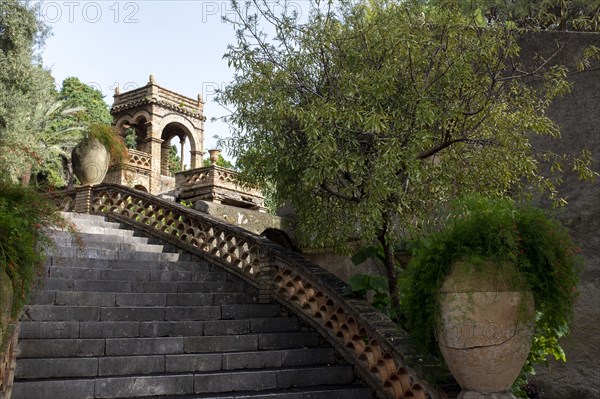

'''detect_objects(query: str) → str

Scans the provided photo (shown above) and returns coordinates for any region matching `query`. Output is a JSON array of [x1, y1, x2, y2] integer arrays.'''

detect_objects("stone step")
[[20, 317, 299, 339], [30, 291, 257, 307], [22, 304, 281, 322], [108, 385, 373, 399], [49, 248, 195, 262], [15, 213, 369, 399], [50, 230, 153, 245], [15, 348, 336, 379], [60, 211, 120, 224], [47, 266, 227, 282], [18, 332, 322, 358], [47, 257, 214, 272], [53, 239, 168, 253], [12, 366, 355, 399], [41, 278, 245, 293]]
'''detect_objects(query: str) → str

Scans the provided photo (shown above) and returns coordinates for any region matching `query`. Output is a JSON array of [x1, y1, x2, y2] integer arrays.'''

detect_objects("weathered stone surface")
[[12, 379, 94, 399], [438, 262, 534, 396], [72, 138, 110, 186], [520, 32, 600, 399], [194, 200, 286, 235]]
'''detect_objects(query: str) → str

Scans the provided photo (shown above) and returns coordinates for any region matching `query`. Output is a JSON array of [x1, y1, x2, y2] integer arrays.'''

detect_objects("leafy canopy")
[[0, 2, 112, 187], [218, 0, 595, 253], [0, 0, 55, 181], [457, 0, 600, 32]]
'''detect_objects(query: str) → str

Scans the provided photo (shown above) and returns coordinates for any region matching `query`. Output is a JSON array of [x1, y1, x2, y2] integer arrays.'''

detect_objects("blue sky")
[[39, 0, 311, 164]]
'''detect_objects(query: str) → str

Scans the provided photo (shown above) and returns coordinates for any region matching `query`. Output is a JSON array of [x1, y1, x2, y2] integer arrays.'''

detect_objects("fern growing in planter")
[[400, 195, 581, 396], [84, 124, 128, 167]]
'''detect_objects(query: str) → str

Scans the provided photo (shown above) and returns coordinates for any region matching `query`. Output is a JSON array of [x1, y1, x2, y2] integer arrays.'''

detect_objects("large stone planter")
[[72, 138, 111, 186], [437, 261, 535, 399]]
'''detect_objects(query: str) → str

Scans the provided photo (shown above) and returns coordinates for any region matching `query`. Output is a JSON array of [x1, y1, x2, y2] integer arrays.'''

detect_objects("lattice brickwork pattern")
[[127, 149, 151, 170], [90, 187, 266, 281], [274, 265, 428, 399]]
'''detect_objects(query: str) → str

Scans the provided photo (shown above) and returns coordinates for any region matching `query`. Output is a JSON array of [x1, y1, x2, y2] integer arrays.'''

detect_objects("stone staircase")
[[12, 213, 372, 399]]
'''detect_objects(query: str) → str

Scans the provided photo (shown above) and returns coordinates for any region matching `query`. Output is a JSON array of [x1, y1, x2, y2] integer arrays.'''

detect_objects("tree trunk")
[[62, 155, 74, 189], [378, 228, 401, 320], [20, 163, 31, 186]]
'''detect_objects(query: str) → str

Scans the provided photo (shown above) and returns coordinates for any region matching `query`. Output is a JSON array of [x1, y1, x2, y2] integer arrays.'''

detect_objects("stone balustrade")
[[48, 184, 453, 399], [175, 166, 265, 211], [126, 149, 152, 170]]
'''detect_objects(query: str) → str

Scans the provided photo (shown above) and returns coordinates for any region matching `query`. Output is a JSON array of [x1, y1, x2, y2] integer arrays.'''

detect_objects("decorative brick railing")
[[126, 149, 152, 170], [176, 166, 260, 195], [48, 184, 453, 399], [175, 166, 265, 210]]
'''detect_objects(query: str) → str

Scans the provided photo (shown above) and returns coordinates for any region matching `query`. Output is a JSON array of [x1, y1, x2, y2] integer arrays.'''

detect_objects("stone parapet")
[[176, 166, 265, 211]]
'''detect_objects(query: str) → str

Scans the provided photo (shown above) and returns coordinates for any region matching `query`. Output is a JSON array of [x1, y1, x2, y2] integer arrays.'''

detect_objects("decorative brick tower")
[[105, 75, 206, 194]]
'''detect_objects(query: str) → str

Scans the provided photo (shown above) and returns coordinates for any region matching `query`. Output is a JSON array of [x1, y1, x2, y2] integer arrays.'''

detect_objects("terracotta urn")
[[208, 149, 221, 166], [72, 138, 111, 185], [437, 261, 535, 399]]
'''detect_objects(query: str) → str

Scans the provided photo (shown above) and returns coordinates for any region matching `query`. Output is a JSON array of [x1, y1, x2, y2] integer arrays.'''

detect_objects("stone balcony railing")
[[125, 149, 151, 170], [175, 166, 266, 211], [48, 184, 457, 399]]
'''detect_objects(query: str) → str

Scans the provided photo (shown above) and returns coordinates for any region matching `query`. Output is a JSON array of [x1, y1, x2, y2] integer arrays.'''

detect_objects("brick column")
[[147, 137, 164, 194], [74, 185, 92, 213], [190, 150, 203, 169], [257, 252, 274, 304]]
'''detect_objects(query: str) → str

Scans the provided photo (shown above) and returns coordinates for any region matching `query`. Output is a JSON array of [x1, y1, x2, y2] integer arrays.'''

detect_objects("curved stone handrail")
[[48, 184, 451, 399]]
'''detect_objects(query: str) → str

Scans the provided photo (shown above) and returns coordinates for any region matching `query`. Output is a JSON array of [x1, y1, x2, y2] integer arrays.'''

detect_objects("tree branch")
[[320, 181, 361, 203]]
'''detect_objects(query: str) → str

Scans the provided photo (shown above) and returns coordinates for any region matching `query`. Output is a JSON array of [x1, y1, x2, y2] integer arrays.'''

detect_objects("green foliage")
[[401, 194, 581, 393], [0, 176, 71, 337], [346, 273, 395, 319], [168, 145, 181, 175], [84, 124, 128, 166], [513, 315, 569, 397], [218, 0, 595, 256], [124, 128, 137, 150], [56, 77, 112, 126], [0, 3, 112, 187], [218, 0, 595, 317], [0, 0, 57, 182], [453, 0, 600, 32], [351, 245, 385, 268]]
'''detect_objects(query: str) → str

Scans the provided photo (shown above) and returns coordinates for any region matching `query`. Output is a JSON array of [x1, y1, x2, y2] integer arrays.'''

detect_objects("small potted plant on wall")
[[401, 195, 580, 399], [71, 124, 128, 186]]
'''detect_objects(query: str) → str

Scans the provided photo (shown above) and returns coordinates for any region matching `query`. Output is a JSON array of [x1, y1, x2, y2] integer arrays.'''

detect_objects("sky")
[[38, 0, 311, 166]]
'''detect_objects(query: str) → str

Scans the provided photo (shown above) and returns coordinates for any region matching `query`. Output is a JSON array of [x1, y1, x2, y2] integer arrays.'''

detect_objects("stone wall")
[[193, 200, 286, 236], [520, 32, 599, 399]]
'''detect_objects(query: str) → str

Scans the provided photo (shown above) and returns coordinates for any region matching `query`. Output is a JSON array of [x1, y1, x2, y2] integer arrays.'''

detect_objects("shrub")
[[0, 177, 72, 343]]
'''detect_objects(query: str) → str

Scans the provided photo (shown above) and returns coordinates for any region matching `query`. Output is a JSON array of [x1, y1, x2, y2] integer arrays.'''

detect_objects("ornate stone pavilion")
[[104, 76, 265, 212], [105, 75, 206, 194]]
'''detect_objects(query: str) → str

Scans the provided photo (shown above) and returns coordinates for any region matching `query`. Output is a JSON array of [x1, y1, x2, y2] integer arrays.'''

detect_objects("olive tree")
[[217, 0, 597, 313]]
